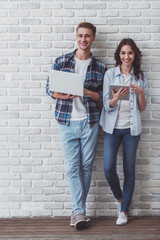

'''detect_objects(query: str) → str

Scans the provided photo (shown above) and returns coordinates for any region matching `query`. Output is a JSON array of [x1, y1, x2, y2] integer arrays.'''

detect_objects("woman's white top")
[[114, 74, 131, 129], [71, 56, 91, 121], [100, 66, 148, 136]]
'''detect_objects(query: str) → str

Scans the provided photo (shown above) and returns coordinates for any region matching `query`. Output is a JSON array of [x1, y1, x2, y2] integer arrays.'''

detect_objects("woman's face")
[[119, 45, 135, 67]]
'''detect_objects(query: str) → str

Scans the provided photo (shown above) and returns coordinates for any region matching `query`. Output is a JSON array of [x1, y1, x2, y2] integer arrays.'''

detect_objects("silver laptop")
[[49, 70, 84, 96]]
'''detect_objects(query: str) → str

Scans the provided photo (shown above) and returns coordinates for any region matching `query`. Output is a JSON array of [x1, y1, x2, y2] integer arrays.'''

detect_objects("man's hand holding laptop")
[[84, 88, 99, 101], [52, 92, 78, 99], [49, 70, 100, 101], [52, 88, 99, 101]]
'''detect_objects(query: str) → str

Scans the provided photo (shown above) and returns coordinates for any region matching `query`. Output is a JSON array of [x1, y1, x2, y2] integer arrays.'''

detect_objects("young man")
[[46, 22, 106, 229]]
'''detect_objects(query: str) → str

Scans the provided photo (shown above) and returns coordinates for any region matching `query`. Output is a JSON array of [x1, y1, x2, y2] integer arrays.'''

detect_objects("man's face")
[[76, 27, 95, 51]]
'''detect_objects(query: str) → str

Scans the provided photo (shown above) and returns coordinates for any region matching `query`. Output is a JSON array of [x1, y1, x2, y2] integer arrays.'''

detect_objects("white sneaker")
[[116, 212, 128, 225]]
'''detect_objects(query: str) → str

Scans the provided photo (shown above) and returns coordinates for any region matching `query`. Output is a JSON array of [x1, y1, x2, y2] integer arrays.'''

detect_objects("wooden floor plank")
[[0, 217, 159, 240]]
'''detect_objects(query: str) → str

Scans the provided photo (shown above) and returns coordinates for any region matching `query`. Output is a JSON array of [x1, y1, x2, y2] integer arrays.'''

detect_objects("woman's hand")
[[112, 87, 129, 101], [130, 83, 143, 95], [109, 87, 129, 108]]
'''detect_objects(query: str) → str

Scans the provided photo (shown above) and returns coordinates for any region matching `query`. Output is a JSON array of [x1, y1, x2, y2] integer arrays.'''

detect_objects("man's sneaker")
[[85, 215, 91, 223], [116, 212, 128, 226], [70, 212, 75, 227], [74, 214, 86, 229], [70, 212, 90, 227]]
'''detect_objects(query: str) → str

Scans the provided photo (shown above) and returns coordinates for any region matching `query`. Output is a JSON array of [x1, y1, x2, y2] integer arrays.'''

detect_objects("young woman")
[[100, 38, 148, 225]]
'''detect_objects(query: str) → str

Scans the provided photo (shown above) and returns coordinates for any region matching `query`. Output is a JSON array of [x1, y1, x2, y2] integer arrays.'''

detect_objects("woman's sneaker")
[[116, 212, 128, 225]]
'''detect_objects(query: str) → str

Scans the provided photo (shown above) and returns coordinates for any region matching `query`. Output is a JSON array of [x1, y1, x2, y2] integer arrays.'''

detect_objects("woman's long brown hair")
[[114, 38, 144, 80]]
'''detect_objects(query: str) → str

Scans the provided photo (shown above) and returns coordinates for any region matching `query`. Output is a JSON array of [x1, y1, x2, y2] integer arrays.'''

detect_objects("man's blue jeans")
[[103, 128, 140, 213], [59, 118, 99, 215]]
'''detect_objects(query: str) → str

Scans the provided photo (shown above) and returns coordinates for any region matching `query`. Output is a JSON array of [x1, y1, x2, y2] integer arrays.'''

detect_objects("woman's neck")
[[120, 65, 132, 75]]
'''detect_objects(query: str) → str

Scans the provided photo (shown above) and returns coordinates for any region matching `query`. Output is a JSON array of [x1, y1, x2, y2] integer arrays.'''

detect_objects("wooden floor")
[[0, 217, 159, 240]]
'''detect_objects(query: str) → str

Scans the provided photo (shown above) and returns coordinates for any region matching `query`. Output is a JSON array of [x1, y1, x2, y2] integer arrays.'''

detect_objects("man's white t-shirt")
[[71, 56, 92, 121], [115, 74, 131, 129]]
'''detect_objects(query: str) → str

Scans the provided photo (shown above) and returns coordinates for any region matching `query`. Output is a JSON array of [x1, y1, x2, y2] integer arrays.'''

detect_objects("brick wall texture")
[[0, 0, 160, 218]]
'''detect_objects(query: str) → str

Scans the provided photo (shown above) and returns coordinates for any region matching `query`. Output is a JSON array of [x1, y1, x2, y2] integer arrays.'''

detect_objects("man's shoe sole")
[[74, 219, 86, 229], [70, 217, 90, 227], [85, 218, 90, 223]]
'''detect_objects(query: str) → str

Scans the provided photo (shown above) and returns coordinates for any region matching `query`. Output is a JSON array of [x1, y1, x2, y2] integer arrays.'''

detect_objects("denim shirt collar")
[[115, 65, 134, 77]]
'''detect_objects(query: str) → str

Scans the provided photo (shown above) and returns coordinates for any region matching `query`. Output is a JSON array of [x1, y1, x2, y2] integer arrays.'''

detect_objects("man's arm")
[[83, 88, 99, 101], [46, 59, 59, 99], [84, 62, 106, 102], [95, 63, 107, 102]]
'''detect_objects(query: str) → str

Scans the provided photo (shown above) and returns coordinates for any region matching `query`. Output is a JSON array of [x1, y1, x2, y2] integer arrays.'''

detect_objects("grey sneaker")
[[70, 212, 90, 227], [85, 215, 91, 223], [70, 212, 75, 227], [74, 214, 86, 229]]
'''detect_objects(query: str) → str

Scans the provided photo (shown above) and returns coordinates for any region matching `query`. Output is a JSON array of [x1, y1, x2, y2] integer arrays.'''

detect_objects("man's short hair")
[[76, 22, 96, 36]]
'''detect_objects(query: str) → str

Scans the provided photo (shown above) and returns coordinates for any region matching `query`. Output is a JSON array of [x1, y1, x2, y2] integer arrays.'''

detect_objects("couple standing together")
[[46, 22, 148, 229]]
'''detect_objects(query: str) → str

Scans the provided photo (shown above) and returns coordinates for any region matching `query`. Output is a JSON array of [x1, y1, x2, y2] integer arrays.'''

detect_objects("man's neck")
[[75, 49, 91, 61]]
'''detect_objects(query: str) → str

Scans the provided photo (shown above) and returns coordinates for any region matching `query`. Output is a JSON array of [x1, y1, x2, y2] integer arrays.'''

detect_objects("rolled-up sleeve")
[[103, 70, 119, 111], [97, 67, 106, 102], [142, 74, 148, 101], [46, 59, 59, 99]]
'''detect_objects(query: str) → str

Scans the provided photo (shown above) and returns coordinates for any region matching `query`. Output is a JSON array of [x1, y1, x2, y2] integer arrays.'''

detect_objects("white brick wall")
[[0, 0, 160, 218]]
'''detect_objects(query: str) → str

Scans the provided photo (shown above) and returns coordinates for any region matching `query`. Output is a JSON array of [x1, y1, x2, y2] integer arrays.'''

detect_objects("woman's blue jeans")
[[103, 128, 140, 213], [59, 119, 99, 215]]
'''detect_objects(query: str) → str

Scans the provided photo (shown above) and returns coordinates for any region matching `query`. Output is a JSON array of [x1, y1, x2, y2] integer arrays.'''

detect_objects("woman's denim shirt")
[[100, 66, 148, 136]]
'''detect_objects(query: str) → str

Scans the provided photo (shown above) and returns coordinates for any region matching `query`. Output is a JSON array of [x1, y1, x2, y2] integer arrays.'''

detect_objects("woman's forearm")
[[138, 90, 147, 111]]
